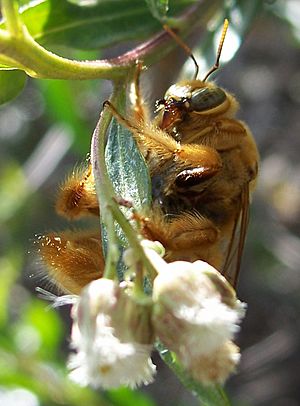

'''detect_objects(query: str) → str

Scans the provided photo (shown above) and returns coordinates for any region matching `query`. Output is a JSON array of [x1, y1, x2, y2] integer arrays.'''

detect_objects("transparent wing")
[[222, 183, 250, 288]]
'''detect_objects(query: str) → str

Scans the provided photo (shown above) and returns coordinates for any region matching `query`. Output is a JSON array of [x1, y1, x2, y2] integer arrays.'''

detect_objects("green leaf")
[[145, 0, 169, 20], [0, 0, 192, 51], [0, 70, 27, 104], [156, 343, 231, 406], [105, 118, 151, 211], [104, 117, 151, 278]]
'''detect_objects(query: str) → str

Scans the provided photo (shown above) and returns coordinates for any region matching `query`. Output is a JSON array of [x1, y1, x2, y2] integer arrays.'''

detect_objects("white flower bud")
[[123, 240, 166, 272], [152, 258, 245, 361], [68, 278, 156, 389]]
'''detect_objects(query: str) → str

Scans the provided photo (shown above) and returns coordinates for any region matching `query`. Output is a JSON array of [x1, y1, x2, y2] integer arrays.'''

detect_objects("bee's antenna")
[[202, 19, 229, 82], [163, 24, 199, 80]]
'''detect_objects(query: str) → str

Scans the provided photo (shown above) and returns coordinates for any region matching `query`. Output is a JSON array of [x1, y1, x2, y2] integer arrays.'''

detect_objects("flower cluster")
[[67, 241, 246, 389], [68, 278, 155, 389]]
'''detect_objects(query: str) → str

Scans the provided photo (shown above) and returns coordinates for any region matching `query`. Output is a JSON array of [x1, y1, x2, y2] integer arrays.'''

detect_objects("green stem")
[[90, 92, 119, 279], [1, 0, 22, 37], [132, 261, 147, 299], [0, 26, 129, 79], [0, 0, 222, 79], [102, 211, 120, 280], [110, 203, 157, 281]]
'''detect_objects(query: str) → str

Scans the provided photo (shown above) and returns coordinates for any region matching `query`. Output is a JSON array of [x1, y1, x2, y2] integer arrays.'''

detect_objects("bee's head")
[[155, 81, 230, 131], [156, 19, 231, 131]]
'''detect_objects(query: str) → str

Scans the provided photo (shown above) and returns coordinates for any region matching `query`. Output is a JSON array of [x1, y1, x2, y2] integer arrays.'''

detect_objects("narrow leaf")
[[105, 118, 151, 211], [104, 117, 151, 278]]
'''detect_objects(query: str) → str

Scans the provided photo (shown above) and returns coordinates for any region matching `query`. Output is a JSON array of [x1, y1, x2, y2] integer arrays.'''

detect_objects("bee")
[[37, 20, 258, 294]]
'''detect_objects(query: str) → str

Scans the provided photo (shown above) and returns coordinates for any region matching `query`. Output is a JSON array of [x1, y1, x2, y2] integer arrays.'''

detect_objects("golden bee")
[[38, 20, 259, 294]]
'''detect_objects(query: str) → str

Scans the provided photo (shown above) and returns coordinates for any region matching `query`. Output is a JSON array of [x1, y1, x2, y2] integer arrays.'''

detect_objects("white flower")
[[143, 246, 245, 362], [152, 259, 245, 358], [68, 278, 156, 389]]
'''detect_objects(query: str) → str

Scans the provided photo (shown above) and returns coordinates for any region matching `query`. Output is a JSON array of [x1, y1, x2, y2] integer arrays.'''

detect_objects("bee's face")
[[155, 80, 230, 131]]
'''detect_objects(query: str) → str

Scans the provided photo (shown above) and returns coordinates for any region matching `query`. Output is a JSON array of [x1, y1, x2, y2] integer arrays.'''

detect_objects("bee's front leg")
[[197, 118, 248, 151]]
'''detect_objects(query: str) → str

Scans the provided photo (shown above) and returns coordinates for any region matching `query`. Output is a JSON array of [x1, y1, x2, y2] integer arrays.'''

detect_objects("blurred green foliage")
[[0, 70, 27, 104]]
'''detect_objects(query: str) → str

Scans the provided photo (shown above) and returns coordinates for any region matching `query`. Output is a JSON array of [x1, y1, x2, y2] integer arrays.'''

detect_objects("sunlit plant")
[[0, 1, 263, 405]]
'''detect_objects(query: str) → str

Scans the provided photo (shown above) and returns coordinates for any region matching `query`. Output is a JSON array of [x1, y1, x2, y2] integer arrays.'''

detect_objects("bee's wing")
[[222, 183, 250, 288]]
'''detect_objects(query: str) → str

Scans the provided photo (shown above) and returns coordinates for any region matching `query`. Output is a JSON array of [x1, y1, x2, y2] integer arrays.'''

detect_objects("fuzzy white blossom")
[[152, 259, 245, 360], [140, 242, 246, 384], [66, 240, 246, 389], [68, 278, 156, 389]]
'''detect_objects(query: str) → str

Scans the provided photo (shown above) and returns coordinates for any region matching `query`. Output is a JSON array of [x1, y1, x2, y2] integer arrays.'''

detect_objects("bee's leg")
[[141, 211, 222, 268], [103, 100, 140, 133], [165, 214, 219, 249], [187, 119, 248, 151], [55, 164, 99, 220], [130, 61, 149, 123], [36, 229, 104, 294], [193, 119, 259, 181], [174, 143, 222, 183]]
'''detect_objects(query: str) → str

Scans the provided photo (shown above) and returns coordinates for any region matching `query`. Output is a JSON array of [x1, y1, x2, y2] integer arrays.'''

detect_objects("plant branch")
[[90, 90, 119, 279], [1, 0, 22, 37], [0, 0, 222, 80]]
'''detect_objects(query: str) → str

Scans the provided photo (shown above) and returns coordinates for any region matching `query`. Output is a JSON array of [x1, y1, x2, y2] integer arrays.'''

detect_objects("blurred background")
[[0, 0, 299, 405]]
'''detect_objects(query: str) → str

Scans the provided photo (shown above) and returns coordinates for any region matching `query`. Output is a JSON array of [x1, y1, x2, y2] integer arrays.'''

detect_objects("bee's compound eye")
[[190, 87, 227, 112]]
